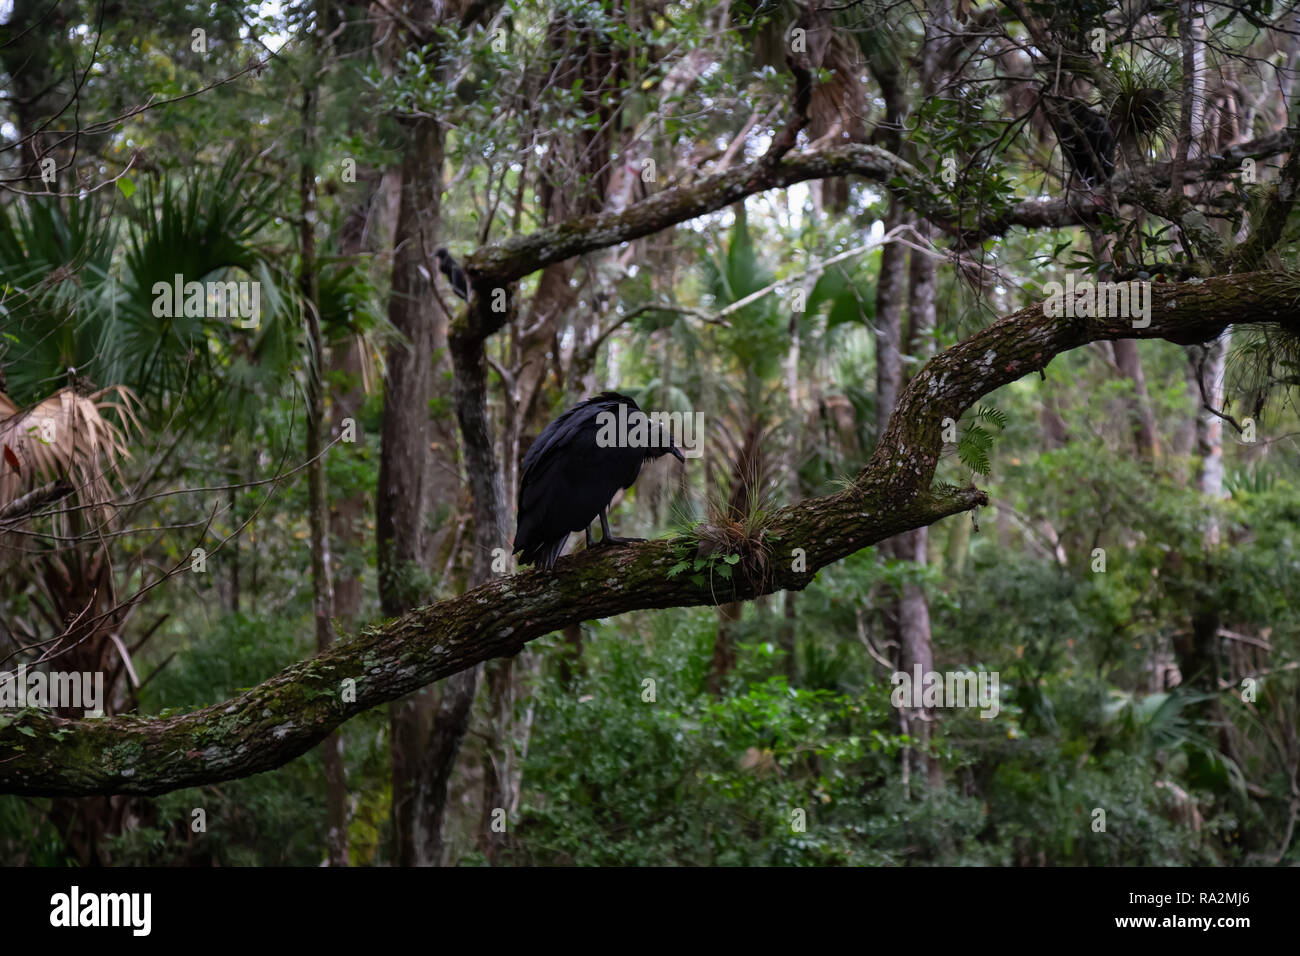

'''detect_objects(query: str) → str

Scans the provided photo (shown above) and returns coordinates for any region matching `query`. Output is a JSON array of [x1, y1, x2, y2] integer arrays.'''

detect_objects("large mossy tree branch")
[[2, 271, 1296, 797], [459, 130, 1295, 343]]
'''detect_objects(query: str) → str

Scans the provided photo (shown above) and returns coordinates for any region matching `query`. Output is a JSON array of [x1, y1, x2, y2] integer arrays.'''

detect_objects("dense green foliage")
[[2, 0, 1298, 867]]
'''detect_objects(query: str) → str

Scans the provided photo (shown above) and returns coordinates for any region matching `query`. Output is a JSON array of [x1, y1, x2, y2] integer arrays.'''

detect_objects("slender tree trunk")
[[1193, 337, 1229, 498], [435, 229, 511, 866], [887, 214, 943, 787], [878, 0, 951, 791], [327, 163, 390, 638], [1089, 228, 1161, 460], [559, 624, 586, 687], [324, 167, 390, 865], [297, 17, 348, 866], [708, 603, 744, 695], [227, 458, 240, 613], [874, 206, 908, 434], [479, 657, 516, 863], [1113, 339, 1161, 459], [776, 263, 813, 684], [873, 202, 916, 788], [330, 345, 366, 625]]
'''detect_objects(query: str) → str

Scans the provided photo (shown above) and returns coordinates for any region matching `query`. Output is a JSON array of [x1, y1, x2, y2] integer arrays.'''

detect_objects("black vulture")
[[1055, 100, 1116, 186], [435, 247, 470, 301], [514, 391, 685, 569]]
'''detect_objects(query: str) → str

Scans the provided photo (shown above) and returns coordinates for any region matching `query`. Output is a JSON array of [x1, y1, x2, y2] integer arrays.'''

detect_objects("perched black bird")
[[435, 247, 470, 301], [514, 391, 685, 569], [1055, 100, 1116, 186]]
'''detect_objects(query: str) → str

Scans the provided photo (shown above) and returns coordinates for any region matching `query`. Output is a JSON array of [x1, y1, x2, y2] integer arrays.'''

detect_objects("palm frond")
[[0, 385, 140, 563]]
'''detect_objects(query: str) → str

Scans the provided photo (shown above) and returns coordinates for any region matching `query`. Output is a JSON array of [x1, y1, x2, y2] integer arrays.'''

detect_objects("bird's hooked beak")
[[653, 420, 686, 463]]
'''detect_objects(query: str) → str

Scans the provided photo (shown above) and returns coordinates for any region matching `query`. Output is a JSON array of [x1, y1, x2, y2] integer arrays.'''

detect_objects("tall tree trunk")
[[379, 114, 456, 867], [873, 202, 916, 793], [877, 0, 951, 794], [298, 17, 348, 867], [324, 165, 392, 864], [1089, 229, 1161, 461], [1192, 336, 1229, 509], [708, 603, 744, 696], [894, 216, 941, 788], [480, 668, 515, 860], [1112, 339, 1161, 459], [1171, 4, 1233, 774], [0, 1, 62, 181], [438, 308, 509, 863], [874, 205, 908, 434]]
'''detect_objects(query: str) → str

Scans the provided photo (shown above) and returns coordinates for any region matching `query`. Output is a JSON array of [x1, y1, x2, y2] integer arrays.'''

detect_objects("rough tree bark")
[[378, 113, 454, 868]]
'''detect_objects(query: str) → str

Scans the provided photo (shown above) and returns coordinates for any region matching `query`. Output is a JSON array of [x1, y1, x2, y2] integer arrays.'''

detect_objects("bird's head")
[[652, 443, 687, 463], [435, 247, 450, 261], [595, 392, 688, 463], [647, 422, 686, 463]]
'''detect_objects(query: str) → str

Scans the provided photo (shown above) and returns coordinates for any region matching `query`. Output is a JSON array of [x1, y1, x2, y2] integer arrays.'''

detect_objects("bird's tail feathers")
[[539, 535, 568, 570], [516, 534, 569, 569]]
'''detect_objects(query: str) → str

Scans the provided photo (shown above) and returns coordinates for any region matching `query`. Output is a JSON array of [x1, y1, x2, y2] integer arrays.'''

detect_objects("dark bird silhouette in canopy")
[[1052, 99, 1116, 186], [435, 247, 470, 301], [514, 391, 686, 569]]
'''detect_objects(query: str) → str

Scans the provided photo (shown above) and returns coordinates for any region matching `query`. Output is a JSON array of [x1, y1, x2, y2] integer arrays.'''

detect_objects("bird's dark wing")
[[519, 402, 600, 486], [436, 252, 470, 301], [519, 392, 639, 486], [514, 392, 647, 563], [1058, 102, 1115, 184]]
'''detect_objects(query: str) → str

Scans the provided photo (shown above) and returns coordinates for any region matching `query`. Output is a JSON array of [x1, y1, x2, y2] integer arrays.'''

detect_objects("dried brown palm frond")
[[0, 384, 140, 541], [0, 385, 141, 705]]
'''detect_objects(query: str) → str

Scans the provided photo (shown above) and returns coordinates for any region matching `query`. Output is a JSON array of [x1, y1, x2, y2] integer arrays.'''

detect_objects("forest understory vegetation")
[[0, 0, 1298, 867]]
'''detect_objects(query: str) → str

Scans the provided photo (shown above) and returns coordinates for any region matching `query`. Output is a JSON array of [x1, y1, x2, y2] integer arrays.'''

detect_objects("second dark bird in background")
[[514, 391, 686, 570], [1053, 99, 1116, 186], [435, 247, 470, 301]]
